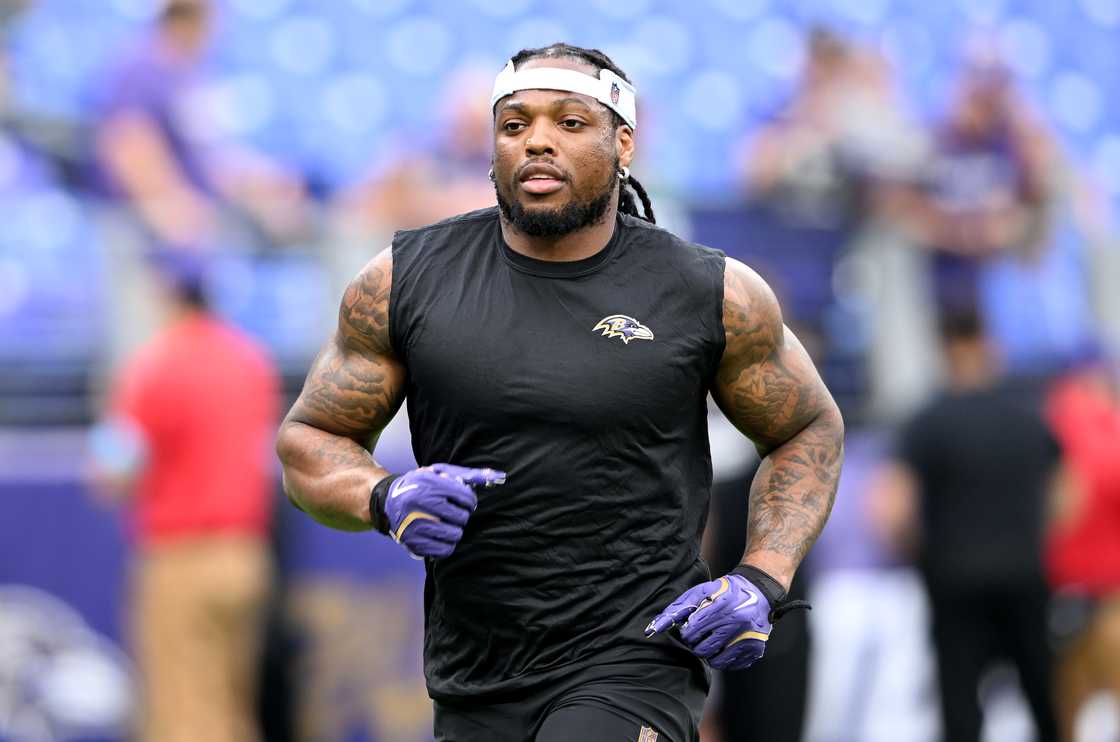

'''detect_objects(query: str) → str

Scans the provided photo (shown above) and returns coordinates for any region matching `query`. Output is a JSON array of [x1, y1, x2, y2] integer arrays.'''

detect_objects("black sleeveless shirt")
[[389, 207, 726, 701]]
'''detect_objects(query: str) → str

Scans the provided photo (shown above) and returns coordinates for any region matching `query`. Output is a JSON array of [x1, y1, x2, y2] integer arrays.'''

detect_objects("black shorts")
[[433, 659, 708, 742]]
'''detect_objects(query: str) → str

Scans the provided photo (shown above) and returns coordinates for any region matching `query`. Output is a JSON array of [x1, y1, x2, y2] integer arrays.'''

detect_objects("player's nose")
[[523, 119, 557, 156]]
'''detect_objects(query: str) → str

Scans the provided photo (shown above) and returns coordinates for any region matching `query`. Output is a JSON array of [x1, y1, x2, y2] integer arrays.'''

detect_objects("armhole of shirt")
[[388, 233, 407, 359], [707, 249, 729, 382], [713, 250, 728, 354]]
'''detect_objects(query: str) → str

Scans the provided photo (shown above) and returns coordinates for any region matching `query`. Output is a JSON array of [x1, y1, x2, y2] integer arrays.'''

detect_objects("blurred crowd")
[[706, 25, 1120, 742], [2, 0, 1120, 741]]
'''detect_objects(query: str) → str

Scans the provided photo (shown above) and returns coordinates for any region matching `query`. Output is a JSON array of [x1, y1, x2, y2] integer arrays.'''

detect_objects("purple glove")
[[645, 574, 772, 670], [372, 463, 506, 559]]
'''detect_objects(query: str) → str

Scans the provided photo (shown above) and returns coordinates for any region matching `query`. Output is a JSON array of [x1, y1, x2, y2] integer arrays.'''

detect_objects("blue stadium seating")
[[6, 0, 1117, 196], [1, 0, 1116, 382]]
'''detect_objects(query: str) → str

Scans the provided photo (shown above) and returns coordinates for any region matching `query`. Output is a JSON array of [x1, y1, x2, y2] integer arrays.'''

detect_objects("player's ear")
[[616, 124, 635, 169]]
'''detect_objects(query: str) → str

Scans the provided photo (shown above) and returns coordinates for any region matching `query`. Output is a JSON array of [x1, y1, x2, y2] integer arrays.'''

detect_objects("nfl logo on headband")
[[491, 59, 639, 130]]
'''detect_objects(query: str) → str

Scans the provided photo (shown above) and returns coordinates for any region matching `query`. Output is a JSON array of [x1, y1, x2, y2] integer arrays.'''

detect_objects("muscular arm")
[[712, 258, 845, 589], [275, 248, 404, 531]]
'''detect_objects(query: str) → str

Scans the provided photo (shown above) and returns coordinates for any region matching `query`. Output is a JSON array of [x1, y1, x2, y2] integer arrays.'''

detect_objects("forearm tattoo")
[[745, 412, 843, 565], [715, 258, 844, 571]]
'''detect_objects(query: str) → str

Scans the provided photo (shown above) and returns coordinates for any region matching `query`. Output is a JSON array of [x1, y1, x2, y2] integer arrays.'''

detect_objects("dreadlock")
[[509, 43, 656, 225]]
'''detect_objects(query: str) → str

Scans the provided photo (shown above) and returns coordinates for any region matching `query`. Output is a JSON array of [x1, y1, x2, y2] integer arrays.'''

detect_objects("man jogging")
[[277, 43, 844, 742]]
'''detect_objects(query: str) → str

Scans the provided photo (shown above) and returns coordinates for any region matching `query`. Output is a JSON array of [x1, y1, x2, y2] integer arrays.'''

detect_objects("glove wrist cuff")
[[369, 474, 400, 536], [731, 564, 812, 622]]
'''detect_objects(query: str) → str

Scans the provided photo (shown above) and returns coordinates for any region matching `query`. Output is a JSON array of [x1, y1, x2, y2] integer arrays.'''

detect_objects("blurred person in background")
[[325, 65, 499, 308], [334, 65, 497, 233], [92, 0, 309, 364], [869, 309, 1059, 742], [799, 429, 939, 742], [743, 27, 927, 229], [87, 251, 280, 742], [93, 0, 307, 250], [875, 56, 1055, 325], [1045, 358, 1120, 742], [278, 42, 843, 741], [735, 27, 927, 416]]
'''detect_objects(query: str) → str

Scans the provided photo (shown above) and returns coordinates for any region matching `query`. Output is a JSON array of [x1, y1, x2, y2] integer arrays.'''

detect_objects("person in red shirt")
[[1045, 361, 1120, 742], [89, 250, 280, 742]]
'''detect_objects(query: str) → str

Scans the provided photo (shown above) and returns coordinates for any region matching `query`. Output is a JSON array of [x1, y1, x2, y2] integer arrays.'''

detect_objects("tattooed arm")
[[712, 257, 845, 589], [275, 248, 404, 531]]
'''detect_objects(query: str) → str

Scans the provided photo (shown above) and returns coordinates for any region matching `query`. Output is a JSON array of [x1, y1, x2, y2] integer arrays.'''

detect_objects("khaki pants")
[[1056, 595, 1120, 742], [131, 535, 271, 742]]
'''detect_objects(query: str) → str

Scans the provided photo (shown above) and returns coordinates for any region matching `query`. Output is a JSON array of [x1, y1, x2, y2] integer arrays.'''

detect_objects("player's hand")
[[644, 566, 809, 670], [373, 463, 506, 559]]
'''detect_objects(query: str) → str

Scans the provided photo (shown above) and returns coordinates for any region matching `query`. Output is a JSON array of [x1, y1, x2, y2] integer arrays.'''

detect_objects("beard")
[[495, 164, 617, 238]]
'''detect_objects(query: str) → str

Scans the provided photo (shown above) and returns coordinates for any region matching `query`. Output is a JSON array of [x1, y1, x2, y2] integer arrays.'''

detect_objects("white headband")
[[490, 60, 638, 130]]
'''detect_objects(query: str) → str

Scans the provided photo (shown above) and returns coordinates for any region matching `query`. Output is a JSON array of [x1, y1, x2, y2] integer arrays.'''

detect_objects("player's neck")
[[948, 362, 999, 392], [164, 303, 208, 326], [946, 342, 1001, 392], [500, 204, 619, 263]]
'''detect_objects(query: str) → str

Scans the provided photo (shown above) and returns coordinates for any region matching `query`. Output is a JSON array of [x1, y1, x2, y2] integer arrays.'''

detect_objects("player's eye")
[[502, 120, 527, 132], [559, 119, 585, 129]]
